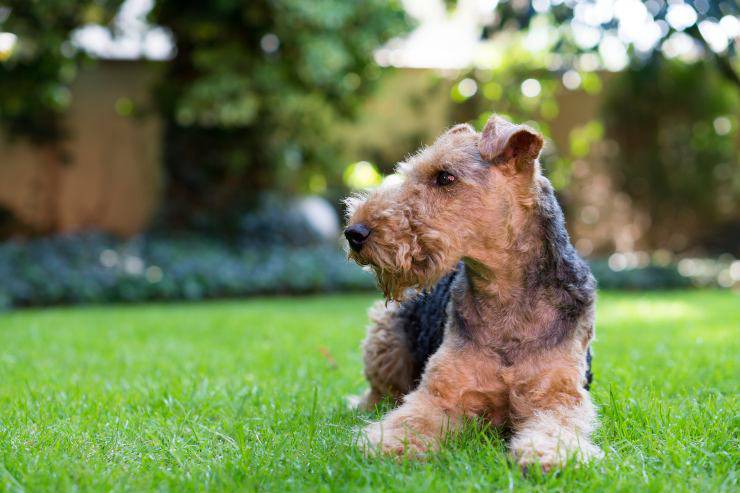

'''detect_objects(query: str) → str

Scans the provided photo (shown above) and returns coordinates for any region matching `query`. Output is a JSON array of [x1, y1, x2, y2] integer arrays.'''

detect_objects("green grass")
[[0, 291, 737, 492]]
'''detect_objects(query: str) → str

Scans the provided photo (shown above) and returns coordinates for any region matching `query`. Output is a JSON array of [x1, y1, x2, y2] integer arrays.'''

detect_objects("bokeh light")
[[0, 31, 16, 61], [520, 78, 541, 98], [343, 161, 382, 189]]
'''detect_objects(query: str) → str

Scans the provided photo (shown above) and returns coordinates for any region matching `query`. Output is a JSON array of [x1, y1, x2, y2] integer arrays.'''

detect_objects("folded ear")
[[478, 114, 544, 174]]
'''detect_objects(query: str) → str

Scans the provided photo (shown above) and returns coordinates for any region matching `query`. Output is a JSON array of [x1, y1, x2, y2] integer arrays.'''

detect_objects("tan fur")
[[352, 301, 417, 411], [359, 334, 600, 470], [345, 115, 601, 471]]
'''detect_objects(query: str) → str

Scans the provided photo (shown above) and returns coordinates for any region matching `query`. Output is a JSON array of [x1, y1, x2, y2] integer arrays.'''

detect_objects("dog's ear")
[[447, 123, 475, 135], [478, 114, 543, 175]]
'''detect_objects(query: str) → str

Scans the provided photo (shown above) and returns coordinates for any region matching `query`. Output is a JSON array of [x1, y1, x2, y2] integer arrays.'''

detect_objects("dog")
[[343, 113, 602, 470]]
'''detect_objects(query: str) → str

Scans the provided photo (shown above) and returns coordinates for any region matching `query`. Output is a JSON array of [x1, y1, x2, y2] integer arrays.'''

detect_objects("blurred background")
[[0, 0, 737, 308]]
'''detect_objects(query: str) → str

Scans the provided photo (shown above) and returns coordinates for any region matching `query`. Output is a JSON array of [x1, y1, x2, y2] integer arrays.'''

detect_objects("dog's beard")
[[371, 266, 420, 301], [350, 244, 455, 301]]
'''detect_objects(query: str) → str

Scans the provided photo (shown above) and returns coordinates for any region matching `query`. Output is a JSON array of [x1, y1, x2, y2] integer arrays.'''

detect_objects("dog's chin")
[[369, 261, 450, 302], [368, 267, 414, 301], [348, 247, 454, 301]]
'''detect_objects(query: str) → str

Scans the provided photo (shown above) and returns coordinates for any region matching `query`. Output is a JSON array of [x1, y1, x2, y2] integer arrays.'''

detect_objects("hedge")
[[0, 232, 706, 310]]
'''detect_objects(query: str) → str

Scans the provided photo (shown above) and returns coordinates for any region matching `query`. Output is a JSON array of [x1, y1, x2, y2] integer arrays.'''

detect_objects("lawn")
[[0, 291, 737, 492]]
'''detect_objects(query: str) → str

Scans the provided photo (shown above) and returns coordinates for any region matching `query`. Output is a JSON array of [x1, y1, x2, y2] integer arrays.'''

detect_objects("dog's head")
[[344, 114, 544, 300]]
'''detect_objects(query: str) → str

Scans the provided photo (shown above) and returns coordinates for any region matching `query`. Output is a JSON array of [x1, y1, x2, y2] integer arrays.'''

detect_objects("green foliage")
[[602, 58, 739, 250], [0, 1, 408, 231], [453, 56, 594, 190], [0, 291, 737, 490], [0, 235, 374, 310], [0, 226, 714, 310], [589, 259, 691, 290], [0, 0, 124, 142], [452, 1, 739, 251], [149, 0, 409, 229], [478, 0, 738, 84]]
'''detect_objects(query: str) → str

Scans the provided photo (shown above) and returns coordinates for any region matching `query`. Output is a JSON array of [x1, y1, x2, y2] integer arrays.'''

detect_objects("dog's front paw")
[[511, 436, 603, 472], [357, 421, 432, 458]]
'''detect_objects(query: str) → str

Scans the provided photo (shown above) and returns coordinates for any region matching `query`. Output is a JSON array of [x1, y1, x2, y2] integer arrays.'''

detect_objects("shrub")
[[149, 0, 409, 230], [0, 232, 375, 309], [0, 230, 724, 311], [589, 259, 693, 291], [0, 206, 723, 310]]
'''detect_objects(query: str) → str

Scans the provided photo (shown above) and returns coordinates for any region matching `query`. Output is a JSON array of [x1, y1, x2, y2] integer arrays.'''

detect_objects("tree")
[[484, 0, 738, 86], [0, 1, 408, 234], [0, 0, 124, 142], [602, 58, 738, 252], [447, 0, 738, 253], [148, 0, 408, 231]]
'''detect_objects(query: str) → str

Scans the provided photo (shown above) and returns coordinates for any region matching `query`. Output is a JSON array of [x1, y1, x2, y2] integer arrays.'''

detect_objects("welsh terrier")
[[343, 114, 602, 470]]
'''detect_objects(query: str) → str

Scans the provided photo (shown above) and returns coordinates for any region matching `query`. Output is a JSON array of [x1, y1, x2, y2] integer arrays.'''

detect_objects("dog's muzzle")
[[344, 223, 371, 252]]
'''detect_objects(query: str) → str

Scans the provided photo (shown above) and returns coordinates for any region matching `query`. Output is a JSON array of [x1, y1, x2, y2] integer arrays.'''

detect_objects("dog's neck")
[[451, 178, 595, 362], [460, 191, 542, 304], [452, 213, 544, 360], [457, 220, 540, 322]]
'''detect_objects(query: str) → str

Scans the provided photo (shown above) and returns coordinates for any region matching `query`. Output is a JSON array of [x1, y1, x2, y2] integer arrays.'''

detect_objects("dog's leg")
[[509, 372, 603, 471], [350, 301, 417, 412], [359, 386, 462, 456], [358, 343, 480, 456]]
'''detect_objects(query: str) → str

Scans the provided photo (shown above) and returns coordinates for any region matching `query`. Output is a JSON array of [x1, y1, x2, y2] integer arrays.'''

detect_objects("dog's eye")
[[435, 171, 456, 187]]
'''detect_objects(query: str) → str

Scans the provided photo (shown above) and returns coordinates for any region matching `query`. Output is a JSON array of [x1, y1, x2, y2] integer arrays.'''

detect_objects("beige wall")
[[0, 61, 162, 237]]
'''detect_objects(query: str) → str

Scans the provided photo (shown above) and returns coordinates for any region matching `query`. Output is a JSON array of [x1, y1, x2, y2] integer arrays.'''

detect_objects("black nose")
[[344, 224, 371, 252]]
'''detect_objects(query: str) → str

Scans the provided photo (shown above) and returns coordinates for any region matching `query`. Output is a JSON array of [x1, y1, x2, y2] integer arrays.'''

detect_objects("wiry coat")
[[346, 114, 603, 470], [380, 178, 595, 394]]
